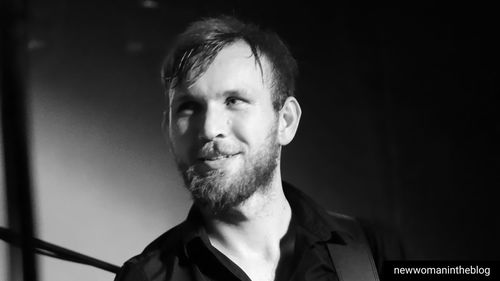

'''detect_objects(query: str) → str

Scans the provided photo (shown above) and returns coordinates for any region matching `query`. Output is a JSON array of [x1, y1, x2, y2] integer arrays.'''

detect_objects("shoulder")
[[114, 222, 189, 281], [325, 210, 363, 236]]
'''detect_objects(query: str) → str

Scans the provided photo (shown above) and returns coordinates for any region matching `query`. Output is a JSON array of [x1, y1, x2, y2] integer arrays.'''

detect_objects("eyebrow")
[[221, 89, 250, 98], [171, 93, 194, 104], [172, 88, 251, 103], [169, 87, 194, 105]]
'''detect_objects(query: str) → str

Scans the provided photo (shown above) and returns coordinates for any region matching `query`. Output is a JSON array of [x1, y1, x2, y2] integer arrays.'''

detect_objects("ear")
[[278, 96, 302, 146]]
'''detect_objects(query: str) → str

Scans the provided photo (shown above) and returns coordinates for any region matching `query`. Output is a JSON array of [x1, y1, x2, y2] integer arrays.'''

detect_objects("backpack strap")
[[326, 212, 380, 281]]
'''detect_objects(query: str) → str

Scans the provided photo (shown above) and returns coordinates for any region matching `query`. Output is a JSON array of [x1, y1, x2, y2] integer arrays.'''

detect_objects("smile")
[[199, 153, 239, 161], [203, 154, 235, 161], [195, 153, 240, 170]]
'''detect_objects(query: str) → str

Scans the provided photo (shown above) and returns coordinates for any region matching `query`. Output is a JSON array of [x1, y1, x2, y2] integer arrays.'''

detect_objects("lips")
[[194, 152, 240, 171], [194, 142, 240, 168], [198, 153, 239, 161]]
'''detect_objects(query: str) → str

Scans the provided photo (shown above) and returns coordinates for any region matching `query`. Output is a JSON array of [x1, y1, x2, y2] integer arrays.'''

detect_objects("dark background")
[[24, 1, 499, 267]]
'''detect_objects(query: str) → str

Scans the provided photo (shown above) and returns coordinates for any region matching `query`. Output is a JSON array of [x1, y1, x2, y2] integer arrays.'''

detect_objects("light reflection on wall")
[[30, 80, 190, 280]]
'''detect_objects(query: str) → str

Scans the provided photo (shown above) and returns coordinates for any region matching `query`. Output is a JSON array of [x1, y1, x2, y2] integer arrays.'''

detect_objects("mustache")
[[196, 141, 240, 159]]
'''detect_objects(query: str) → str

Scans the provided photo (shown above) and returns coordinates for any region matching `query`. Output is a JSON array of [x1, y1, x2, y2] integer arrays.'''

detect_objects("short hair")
[[161, 16, 298, 111]]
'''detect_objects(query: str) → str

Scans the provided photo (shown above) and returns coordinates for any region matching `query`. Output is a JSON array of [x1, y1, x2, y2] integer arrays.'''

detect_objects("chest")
[[233, 257, 278, 281]]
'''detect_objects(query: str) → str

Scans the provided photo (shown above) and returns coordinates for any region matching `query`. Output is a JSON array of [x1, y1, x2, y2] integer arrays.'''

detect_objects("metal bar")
[[0, 0, 39, 279], [0, 227, 121, 274]]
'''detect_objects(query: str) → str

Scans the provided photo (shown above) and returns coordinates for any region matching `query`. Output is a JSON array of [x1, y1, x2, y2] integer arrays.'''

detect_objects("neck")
[[201, 173, 291, 261]]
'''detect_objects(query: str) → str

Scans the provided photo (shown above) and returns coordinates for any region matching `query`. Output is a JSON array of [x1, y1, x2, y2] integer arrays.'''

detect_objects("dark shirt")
[[114, 183, 404, 281]]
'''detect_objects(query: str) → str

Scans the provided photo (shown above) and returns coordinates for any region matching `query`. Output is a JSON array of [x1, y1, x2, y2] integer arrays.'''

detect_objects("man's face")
[[168, 41, 281, 213]]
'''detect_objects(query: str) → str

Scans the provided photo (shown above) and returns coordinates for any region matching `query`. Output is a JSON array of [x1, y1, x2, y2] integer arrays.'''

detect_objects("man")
[[115, 16, 402, 281]]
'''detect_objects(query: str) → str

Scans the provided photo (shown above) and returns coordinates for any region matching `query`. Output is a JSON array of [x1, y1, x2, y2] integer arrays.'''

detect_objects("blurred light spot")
[[28, 38, 46, 51], [141, 0, 158, 9], [125, 41, 144, 53]]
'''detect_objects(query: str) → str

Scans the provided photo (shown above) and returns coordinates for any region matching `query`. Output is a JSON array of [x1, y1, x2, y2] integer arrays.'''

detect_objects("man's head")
[[162, 16, 301, 214], [162, 16, 298, 111]]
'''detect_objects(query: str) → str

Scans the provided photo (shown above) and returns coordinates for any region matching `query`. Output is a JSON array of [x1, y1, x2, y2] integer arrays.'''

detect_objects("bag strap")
[[327, 241, 380, 281], [326, 213, 380, 281]]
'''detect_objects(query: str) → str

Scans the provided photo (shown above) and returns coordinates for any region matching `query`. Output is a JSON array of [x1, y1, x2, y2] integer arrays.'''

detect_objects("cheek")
[[169, 120, 189, 151], [230, 113, 253, 138], [231, 112, 276, 145], [172, 117, 190, 135], [170, 115, 197, 147]]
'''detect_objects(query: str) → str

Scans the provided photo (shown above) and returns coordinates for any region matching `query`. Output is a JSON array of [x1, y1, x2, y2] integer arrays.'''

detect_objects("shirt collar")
[[180, 181, 348, 258], [179, 206, 209, 261]]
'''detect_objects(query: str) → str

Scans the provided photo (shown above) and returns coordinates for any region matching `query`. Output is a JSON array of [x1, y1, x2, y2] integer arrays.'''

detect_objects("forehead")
[[170, 41, 273, 101]]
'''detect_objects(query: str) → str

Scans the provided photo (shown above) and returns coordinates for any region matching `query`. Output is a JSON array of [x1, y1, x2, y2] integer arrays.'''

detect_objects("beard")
[[176, 126, 280, 215]]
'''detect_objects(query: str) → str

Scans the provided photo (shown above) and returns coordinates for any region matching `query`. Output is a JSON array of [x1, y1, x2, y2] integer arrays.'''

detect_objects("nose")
[[198, 103, 227, 141]]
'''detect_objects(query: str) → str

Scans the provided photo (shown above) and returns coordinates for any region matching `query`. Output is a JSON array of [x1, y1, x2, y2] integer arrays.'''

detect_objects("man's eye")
[[225, 97, 242, 106]]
